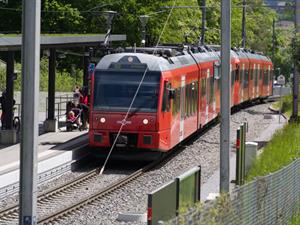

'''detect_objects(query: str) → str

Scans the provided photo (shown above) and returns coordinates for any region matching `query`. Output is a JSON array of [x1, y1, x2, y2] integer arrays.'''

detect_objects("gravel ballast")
[[57, 103, 279, 225]]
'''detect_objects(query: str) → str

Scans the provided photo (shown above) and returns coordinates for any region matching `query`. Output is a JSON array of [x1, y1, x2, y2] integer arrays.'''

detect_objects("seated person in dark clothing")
[[0, 90, 16, 129]]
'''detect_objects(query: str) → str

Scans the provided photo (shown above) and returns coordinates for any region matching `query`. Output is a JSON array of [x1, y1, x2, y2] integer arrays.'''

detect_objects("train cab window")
[[93, 70, 160, 112]]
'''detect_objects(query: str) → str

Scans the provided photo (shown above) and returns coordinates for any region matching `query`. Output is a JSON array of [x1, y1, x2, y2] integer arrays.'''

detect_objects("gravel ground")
[[0, 169, 130, 225], [54, 103, 277, 225], [0, 103, 277, 225]]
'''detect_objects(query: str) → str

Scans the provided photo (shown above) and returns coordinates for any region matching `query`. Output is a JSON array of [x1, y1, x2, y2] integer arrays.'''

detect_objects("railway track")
[[0, 166, 99, 223], [0, 101, 275, 224], [0, 147, 180, 225]]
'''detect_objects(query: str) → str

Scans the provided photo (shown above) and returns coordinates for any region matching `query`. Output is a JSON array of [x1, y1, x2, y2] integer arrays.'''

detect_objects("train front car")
[[89, 53, 172, 152]]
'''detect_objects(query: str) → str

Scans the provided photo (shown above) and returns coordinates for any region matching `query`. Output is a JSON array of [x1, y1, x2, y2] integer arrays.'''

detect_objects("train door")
[[252, 64, 256, 98], [206, 69, 210, 123], [259, 64, 263, 96], [179, 76, 186, 142], [199, 70, 206, 127], [244, 63, 249, 101], [267, 65, 271, 95], [240, 64, 245, 102], [233, 65, 240, 105], [230, 64, 235, 107]]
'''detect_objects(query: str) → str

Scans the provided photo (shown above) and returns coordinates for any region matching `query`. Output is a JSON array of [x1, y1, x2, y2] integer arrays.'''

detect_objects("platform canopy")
[[0, 34, 126, 51]]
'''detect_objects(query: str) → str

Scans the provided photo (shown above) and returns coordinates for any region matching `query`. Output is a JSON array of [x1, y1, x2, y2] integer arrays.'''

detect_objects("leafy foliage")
[[0, 57, 82, 92], [0, 0, 297, 91]]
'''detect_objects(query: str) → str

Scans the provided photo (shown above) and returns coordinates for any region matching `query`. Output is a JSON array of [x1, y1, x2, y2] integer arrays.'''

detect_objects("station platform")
[[0, 129, 88, 198]]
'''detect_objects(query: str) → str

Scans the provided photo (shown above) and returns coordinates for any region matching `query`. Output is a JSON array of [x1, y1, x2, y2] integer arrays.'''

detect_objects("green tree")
[[42, 0, 83, 33]]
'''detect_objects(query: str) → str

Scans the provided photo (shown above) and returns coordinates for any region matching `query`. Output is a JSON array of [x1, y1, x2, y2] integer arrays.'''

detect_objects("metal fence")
[[165, 158, 300, 225], [45, 94, 73, 126]]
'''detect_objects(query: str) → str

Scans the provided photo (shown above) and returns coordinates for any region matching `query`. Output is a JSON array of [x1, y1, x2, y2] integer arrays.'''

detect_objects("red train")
[[89, 45, 273, 152]]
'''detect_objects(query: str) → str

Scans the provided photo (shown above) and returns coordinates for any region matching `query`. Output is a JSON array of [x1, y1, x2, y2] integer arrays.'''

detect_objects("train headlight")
[[143, 119, 149, 125], [100, 117, 106, 123]]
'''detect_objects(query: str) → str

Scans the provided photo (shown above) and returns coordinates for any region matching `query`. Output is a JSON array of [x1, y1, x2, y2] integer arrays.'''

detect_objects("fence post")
[[235, 128, 241, 185], [242, 122, 247, 184], [240, 124, 245, 185]]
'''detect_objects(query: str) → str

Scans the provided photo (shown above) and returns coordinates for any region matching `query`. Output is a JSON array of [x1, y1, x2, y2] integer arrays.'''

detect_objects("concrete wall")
[[272, 86, 291, 96], [14, 91, 72, 112]]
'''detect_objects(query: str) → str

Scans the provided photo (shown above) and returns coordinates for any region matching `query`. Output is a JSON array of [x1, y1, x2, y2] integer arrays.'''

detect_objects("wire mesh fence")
[[164, 158, 300, 225]]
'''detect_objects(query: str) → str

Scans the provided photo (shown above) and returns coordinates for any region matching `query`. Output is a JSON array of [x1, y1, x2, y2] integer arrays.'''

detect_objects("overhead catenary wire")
[[0, 2, 292, 13], [98, 0, 178, 175]]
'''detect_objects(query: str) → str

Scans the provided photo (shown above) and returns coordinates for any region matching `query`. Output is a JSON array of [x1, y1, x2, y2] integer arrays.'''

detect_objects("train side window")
[[231, 70, 235, 86], [191, 82, 197, 114], [162, 81, 171, 112], [213, 62, 221, 80], [201, 78, 206, 97], [185, 84, 190, 117], [209, 77, 214, 104], [263, 69, 268, 85], [255, 68, 258, 86], [172, 88, 180, 115], [244, 69, 249, 88], [259, 67, 263, 79], [235, 68, 239, 81], [206, 77, 210, 103]]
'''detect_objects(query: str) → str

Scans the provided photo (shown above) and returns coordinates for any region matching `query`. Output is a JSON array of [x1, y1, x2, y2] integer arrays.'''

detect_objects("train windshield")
[[93, 70, 160, 112]]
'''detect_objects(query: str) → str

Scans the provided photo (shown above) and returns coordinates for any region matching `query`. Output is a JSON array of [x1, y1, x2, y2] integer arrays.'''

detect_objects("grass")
[[288, 212, 300, 225], [246, 123, 300, 181]]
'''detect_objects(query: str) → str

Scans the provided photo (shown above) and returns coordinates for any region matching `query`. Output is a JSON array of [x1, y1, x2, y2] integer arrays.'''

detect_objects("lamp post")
[[139, 15, 150, 47]]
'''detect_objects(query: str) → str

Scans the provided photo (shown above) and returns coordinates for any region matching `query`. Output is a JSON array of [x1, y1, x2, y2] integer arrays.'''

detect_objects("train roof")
[[96, 49, 220, 72], [95, 46, 271, 72], [234, 49, 272, 62]]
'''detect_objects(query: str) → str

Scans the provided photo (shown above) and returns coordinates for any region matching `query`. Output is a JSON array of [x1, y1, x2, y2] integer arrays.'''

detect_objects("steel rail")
[[0, 143, 92, 221], [37, 152, 174, 224]]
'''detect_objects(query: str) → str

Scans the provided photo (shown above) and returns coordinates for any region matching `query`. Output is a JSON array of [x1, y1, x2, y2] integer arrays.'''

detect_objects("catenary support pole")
[[19, 0, 41, 224], [201, 0, 206, 45], [5, 51, 14, 130], [220, 0, 231, 193], [241, 0, 246, 48], [292, 0, 300, 119], [272, 19, 275, 63], [48, 48, 56, 120], [83, 48, 90, 88]]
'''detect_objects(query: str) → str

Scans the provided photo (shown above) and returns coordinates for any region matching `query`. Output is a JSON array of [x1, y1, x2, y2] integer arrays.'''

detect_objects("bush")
[[0, 57, 83, 92]]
